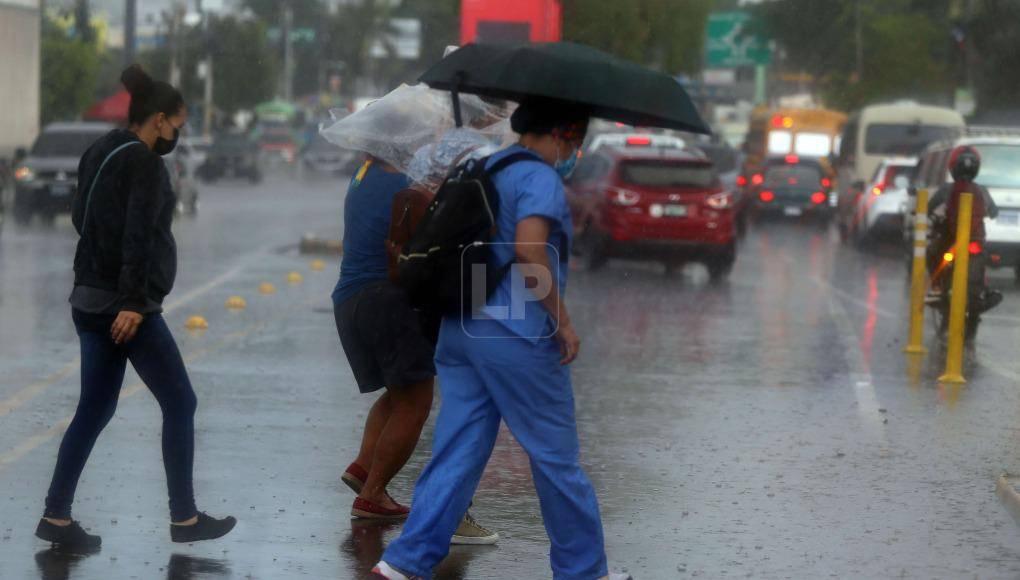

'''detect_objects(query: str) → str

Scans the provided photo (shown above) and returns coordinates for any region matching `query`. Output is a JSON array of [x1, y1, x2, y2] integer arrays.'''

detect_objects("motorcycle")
[[926, 215, 1001, 341]]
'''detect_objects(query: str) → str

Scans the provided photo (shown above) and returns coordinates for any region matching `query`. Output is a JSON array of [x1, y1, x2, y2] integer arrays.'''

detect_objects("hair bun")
[[120, 64, 154, 97]]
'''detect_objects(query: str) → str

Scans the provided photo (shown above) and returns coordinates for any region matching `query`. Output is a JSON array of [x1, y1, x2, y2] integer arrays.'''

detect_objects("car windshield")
[[974, 144, 1020, 189], [619, 161, 715, 188], [260, 132, 293, 145], [877, 164, 914, 187], [31, 131, 106, 157], [306, 135, 337, 153], [794, 132, 832, 157], [864, 124, 956, 156], [764, 164, 822, 188], [213, 135, 254, 151]]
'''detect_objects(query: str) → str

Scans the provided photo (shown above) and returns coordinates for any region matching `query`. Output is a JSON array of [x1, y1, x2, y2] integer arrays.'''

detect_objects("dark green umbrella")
[[419, 42, 711, 134]]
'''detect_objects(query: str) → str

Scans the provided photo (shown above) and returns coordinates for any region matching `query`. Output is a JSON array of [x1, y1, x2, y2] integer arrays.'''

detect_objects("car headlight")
[[14, 166, 34, 182]]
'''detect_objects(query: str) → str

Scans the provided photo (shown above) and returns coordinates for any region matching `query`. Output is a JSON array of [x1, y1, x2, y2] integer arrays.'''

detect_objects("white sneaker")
[[450, 512, 499, 545], [601, 574, 633, 580], [370, 561, 419, 579]]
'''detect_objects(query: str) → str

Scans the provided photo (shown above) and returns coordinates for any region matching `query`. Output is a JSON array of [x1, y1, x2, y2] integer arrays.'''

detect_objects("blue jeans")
[[44, 310, 199, 522], [383, 318, 608, 580]]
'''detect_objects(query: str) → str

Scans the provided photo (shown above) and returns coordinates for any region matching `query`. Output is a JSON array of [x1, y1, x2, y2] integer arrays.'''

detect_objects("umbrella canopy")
[[419, 42, 711, 134], [83, 90, 131, 124]]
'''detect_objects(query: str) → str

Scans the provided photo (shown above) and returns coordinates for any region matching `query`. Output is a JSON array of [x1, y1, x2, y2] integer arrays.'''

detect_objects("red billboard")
[[460, 0, 562, 44]]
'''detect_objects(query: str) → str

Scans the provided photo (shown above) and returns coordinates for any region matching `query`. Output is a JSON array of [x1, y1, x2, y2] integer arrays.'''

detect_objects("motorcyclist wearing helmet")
[[926, 145, 1001, 311]]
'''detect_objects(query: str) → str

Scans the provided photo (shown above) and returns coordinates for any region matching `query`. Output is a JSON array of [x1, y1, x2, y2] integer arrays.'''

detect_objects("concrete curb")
[[300, 235, 343, 256], [995, 473, 1020, 525]]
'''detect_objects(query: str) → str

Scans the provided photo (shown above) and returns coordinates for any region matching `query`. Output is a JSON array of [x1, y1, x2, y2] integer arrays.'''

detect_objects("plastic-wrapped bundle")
[[320, 83, 515, 191]]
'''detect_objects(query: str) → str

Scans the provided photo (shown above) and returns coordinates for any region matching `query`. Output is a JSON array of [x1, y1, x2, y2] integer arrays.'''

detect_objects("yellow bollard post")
[[904, 188, 930, 354], [939, 193, 973, 384]]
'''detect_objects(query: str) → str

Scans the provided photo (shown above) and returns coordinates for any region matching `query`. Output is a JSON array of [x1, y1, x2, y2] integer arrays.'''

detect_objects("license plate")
[[783, 206, 803, 217], [664, 204, 687, 217], [50, 184, 72, 196], [998, 211, 1019, 226]]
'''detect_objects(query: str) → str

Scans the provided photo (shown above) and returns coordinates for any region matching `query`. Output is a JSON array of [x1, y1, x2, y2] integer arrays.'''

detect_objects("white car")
[[906, 130, 1020, 280], [586, 133, 685, 153], [850, 157, 916, 245]]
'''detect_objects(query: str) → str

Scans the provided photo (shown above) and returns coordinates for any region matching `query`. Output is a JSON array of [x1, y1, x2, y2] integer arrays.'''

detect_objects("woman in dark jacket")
[[35, 65, 235, 551]]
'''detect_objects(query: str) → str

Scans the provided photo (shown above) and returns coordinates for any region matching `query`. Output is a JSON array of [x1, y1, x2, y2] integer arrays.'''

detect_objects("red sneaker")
[[342, 462, 368, 494], [352, 497, 410, 520]]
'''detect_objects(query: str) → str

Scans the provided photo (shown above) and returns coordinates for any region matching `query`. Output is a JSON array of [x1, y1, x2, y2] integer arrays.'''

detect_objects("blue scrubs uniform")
[[382, 146, 609, 580]]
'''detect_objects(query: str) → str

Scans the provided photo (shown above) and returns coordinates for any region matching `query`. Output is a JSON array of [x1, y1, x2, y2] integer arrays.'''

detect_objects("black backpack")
[[396, 151, 538, 314]]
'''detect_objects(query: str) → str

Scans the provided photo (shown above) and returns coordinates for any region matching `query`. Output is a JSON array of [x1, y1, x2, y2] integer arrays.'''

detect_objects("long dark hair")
[[120, 64, 184, 126]]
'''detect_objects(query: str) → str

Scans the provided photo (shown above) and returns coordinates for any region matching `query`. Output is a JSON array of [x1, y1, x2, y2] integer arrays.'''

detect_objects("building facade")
[[0, 0, 40, 157]]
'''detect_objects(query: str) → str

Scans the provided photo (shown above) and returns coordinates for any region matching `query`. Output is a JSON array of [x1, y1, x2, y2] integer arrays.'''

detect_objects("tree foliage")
[[969, 0, 1020, 112], [758, 0, 954, 111], [40, 17, 102, 125], [562, 0, 712, 74], [141, 15, 278, 118]]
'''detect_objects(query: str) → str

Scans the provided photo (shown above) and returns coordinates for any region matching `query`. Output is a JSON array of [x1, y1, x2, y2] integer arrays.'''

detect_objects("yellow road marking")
[[0, 361, 78, 419], [0, 294, 314, 472]]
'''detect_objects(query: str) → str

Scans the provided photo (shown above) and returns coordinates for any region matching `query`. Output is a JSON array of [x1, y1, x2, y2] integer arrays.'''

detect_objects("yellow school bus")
[[742, 107, 847, 177]]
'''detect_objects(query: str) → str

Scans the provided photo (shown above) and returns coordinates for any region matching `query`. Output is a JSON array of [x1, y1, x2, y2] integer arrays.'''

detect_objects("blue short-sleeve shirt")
[[332, 160, 411, 306], [472, 145, 572, 342]]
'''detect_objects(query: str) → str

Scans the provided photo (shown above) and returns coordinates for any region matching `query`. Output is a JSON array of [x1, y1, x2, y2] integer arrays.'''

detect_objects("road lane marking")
[[0, 362, 77, 419], [0, 315, 279, 472], [0, 246, 276, 421]]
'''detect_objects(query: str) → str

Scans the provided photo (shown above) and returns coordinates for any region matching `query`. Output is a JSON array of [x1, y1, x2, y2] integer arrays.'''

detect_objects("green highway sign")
[[705, 11, 771, 68], [267, 28, 316, 43]]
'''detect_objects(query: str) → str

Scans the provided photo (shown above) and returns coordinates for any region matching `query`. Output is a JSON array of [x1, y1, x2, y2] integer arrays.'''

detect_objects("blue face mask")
[[555, 147, 579, 180]]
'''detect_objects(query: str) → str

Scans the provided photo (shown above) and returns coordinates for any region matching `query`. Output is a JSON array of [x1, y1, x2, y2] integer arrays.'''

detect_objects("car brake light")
[[821, 177, 832, 188], [751, 173, 764, 186], [759, 190, 775, 203], [706, 192, 733, 210], [736, 175, 748, 187], [785, 154, 799, 165], [609, 187, 640, 206], [811, 192, 827, 205], [969, 241, 982, 255], [626, 136, 652, 146]]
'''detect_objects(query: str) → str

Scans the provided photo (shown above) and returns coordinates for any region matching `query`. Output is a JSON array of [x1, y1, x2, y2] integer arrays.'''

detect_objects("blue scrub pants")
[[382, 318, 608, 580]]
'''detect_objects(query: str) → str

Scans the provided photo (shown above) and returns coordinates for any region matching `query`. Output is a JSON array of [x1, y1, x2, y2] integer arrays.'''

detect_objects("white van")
[[834, 101, 964, 238]]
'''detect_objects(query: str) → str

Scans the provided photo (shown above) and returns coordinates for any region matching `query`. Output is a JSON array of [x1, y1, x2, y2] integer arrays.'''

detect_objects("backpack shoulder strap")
[[485, 151, 542, 176], [81, 141, 144, 232]]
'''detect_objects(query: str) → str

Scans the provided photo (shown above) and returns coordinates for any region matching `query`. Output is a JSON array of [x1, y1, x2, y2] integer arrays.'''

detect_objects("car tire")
[[582, 229, 610, 272], [707, 243, 736, 282], [13, 204, 31, 225]]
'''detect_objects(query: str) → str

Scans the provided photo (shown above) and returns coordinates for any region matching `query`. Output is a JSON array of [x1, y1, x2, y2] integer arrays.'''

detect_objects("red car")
[[566, 146, 737, 279]]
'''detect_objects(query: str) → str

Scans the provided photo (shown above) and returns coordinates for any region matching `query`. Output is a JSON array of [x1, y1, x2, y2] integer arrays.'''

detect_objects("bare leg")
[[359, 379, 434, 509], [354, 391, 393, 472]]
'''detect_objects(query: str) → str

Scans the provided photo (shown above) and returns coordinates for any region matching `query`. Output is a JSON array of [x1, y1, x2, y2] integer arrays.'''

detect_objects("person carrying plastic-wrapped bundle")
[[326, 88, 500, 544]]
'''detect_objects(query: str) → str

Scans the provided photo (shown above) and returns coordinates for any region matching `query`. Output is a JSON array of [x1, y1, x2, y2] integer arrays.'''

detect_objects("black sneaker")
[[35, 519, 101, 551], [170, 512, 237, 543]]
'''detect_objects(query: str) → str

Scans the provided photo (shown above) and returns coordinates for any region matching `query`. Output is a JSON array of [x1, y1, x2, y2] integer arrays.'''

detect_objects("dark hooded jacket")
[[71, 129, 177, 313]]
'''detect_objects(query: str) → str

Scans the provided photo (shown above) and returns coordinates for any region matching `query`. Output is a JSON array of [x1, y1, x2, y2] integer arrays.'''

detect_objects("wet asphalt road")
[[3, 172, 1020, 579]]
